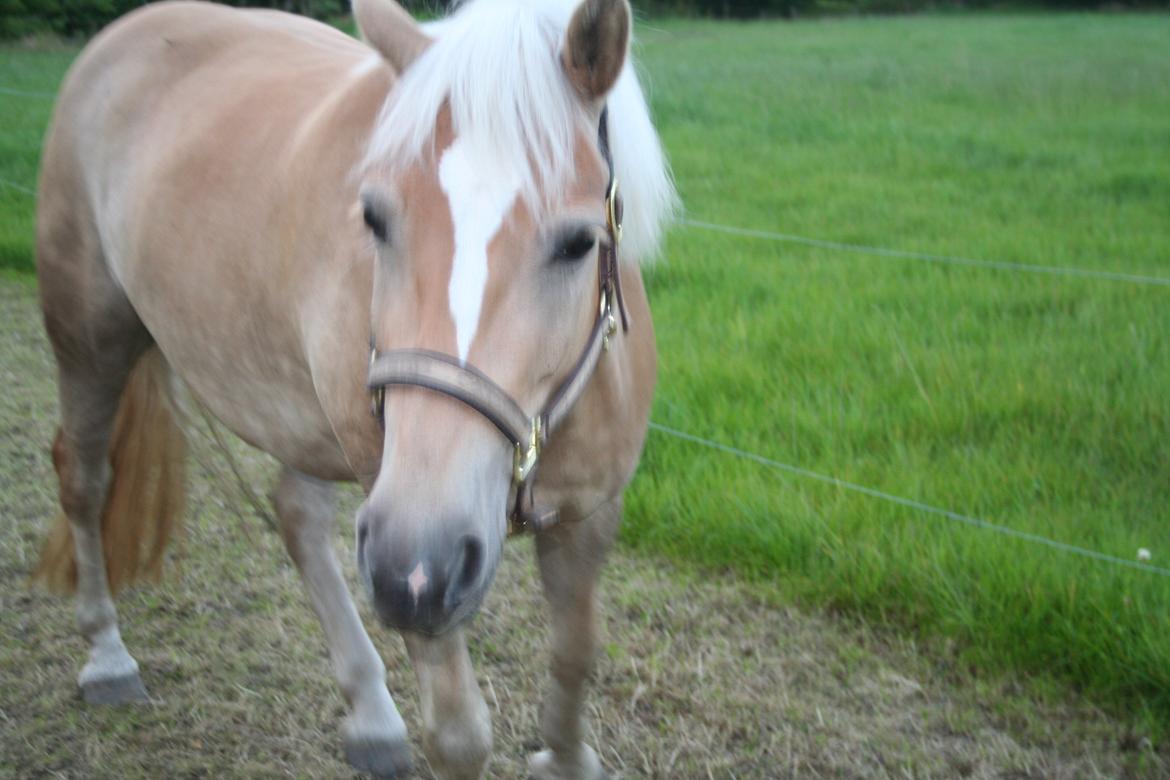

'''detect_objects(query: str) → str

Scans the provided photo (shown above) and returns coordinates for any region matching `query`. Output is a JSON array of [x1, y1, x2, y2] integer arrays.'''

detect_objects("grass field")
[[626, 13, 1170, 732], [2, 8, 1169, 751], [0, 39, 69, 272]]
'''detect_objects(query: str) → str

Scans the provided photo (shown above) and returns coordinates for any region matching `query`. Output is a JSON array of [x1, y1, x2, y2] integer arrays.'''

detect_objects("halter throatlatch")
[[367, 108, 627, 536]]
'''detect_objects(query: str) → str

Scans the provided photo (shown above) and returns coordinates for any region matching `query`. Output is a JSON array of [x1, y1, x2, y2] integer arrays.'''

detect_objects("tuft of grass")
[[625, 13, 1170, 733]]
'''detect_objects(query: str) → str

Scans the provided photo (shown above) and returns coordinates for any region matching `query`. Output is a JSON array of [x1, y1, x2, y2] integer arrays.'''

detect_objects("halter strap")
[[599, 106, 629, 331], [367, 349, 531, 448], [367, 108, 625, 535]]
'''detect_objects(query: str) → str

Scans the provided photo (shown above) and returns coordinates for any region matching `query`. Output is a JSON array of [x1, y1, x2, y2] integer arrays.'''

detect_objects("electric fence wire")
[[3, 160, 1166, 576], [681, 217, 1170, 288], [649, 421, 1170, 577]]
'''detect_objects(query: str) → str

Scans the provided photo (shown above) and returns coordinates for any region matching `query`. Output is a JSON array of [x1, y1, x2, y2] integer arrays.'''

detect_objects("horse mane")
[[365, 0, 677, 263]]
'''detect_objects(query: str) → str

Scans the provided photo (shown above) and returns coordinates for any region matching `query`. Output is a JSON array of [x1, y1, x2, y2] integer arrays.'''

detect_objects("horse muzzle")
[[356, 503, 499, 635]]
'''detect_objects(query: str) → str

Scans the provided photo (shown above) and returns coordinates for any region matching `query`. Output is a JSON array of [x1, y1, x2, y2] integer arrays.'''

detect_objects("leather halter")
[[367, 109, 628, 536]]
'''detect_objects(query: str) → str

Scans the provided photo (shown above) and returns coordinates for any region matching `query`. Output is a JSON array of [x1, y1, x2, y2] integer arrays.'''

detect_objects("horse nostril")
[[459, 536, 483, 591], [445, 534, 484, 611], [356, 515, 370, 554]]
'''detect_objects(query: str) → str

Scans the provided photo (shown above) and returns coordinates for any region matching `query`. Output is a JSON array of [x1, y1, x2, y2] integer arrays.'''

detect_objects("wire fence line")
[[681, 217, 1170, 288], [0, 105, 1165, 290], [0, 177, 35, 196], [1, 162, 1164, 576], [648, 422, 1170, 578], [0, 86, 55, 99], [3, 165, 1169, 291], [1, 112, 1164, 577], [0, 85, 1168, 290], [0, 76, 1168, 288]]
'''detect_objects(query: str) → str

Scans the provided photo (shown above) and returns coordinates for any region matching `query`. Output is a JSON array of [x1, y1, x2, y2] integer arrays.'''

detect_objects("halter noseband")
[[367, 108, 628, 536]]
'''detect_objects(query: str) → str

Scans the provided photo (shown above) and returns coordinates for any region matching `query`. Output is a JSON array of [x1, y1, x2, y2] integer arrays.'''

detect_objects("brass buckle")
[[599, 288, 617, 352], [369, 348, 385, 419], [512, 416, 541, 484], [605, 177, 622, 246]]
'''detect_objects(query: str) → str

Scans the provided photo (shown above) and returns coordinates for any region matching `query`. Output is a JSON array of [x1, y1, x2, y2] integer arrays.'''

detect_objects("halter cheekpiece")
[[367, 108, 628, 536]]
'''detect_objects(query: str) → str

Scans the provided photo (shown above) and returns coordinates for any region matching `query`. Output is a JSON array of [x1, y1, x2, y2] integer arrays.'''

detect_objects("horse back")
[[39, 2, 390, 481], [47, 1, 373, 202]]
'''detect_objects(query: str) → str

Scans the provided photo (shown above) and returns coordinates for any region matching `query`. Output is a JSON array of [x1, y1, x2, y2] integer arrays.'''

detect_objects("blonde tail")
[[34, 348, 188, 594]]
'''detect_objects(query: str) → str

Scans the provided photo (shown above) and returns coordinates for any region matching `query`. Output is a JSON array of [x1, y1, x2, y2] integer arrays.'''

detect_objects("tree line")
[[1, 0, 1162, 39], [1, 0, 353, 38]]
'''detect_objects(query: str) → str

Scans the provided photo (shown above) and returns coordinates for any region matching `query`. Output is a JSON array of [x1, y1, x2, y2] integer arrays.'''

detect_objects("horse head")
[[352, 0, 634, 635]]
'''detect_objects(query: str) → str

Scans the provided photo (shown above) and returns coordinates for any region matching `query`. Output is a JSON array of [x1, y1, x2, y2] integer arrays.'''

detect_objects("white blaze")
[[438, 136, 520, 362]]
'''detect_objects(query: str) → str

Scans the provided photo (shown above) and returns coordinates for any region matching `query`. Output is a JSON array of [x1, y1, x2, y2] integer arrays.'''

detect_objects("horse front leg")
[[402, 629, 492, 780], [271, 468, 410, 778], [529, 499, 620, 780]]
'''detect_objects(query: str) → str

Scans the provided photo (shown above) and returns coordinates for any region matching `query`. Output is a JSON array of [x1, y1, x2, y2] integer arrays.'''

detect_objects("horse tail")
[[34, 348, 188, 594]]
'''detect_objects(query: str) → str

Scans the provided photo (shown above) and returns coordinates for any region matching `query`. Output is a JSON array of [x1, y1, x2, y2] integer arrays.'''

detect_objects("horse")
[[32, 0, 675, 775]]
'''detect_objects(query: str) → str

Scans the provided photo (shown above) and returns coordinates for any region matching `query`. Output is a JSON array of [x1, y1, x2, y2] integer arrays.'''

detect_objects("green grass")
[[3, 11, 1169, 736], [626, 13, 1170, 731], [0, 41, 71, 272]]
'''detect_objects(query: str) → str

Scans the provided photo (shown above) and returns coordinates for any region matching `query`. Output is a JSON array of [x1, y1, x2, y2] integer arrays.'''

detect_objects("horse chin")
[[399, 588, 488, 638]]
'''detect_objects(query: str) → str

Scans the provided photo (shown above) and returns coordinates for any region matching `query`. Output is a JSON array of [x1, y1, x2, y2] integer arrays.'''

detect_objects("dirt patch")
[[0, 278, 1161, 778]]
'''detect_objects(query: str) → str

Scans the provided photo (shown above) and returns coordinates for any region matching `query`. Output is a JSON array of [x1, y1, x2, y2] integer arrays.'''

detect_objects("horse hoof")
[[528, 746, 606, 780], [81, 672, 150, 705], [344, 734, 413, 779]]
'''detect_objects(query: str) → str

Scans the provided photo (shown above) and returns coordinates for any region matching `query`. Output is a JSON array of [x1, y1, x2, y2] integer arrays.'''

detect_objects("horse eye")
[[553, 229, 596, 263], [363, 200, 390, 243]]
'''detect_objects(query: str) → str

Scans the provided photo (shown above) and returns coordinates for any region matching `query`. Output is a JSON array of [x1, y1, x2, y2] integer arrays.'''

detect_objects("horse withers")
[[33, 0, 675, 776]]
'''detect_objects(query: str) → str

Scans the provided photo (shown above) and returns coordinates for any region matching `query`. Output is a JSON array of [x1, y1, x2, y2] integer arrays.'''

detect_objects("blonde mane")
[[365, 0, 677, 262]]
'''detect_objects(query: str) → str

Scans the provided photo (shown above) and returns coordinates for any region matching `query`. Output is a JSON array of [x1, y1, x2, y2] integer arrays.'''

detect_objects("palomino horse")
[[34, 0, 675, 776]]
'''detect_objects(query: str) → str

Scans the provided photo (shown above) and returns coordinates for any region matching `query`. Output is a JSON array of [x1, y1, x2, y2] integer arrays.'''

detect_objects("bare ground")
[[0, 278, 1162, 779]]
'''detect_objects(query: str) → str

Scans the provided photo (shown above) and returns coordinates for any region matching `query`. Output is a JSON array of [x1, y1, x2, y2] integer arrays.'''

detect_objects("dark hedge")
[[0, 0, 1164, 39]]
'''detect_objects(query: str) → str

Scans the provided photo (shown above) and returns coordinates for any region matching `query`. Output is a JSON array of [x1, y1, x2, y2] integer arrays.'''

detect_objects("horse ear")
[[561, 0, 631, 102], [353, 0, 431, 75]]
